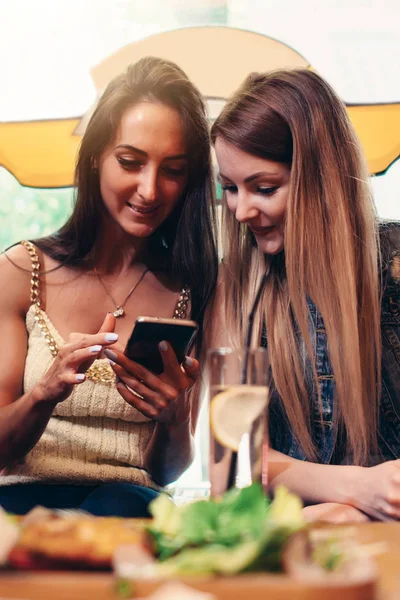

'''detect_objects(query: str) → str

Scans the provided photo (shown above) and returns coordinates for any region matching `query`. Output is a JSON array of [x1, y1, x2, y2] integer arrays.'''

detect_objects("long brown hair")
[[211, 69, 381, 465], [34, 56, 218, 350]]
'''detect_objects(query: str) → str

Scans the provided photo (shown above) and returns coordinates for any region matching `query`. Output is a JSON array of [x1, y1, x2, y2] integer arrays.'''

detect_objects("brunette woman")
[[0, 56, 218, 515]]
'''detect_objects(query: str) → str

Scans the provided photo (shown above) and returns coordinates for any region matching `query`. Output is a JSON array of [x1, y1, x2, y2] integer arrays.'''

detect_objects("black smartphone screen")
[[125, 320, 198, 374]]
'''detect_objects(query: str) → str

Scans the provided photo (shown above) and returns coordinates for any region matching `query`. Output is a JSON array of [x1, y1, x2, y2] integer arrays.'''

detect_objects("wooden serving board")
[[0, 571, 376, 600], [1, 522, 400, 600]]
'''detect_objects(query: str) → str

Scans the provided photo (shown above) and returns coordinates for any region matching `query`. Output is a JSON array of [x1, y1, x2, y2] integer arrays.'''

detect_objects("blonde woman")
[[211, 69, 400, 522]]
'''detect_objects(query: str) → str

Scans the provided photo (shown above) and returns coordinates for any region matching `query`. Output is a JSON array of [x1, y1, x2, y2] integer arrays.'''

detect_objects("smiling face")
[[215, 138, 290, 256], [98, 101, 189, 238]]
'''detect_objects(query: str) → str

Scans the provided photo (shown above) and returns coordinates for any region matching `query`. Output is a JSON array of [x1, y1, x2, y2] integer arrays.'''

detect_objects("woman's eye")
[[221, 185, 237, 193], [117, 157, 142, 170], [258, 186, 278, 196], [164, 166, 187, 177]]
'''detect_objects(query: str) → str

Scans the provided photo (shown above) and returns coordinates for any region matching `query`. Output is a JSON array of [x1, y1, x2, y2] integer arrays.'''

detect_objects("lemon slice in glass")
[[210, 385, 268, 452]]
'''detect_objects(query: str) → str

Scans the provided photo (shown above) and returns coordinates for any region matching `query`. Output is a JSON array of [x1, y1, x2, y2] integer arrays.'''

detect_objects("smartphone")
[[124, 317, 198, 374]]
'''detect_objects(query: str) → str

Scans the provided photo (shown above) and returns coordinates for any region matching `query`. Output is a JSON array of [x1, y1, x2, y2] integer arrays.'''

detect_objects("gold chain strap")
[[22, 240, 59, 358], [85, 361, 117, 384], [174, 286, 191, 319], [22, 241, 114, 384], [22, 241, 191, 386]]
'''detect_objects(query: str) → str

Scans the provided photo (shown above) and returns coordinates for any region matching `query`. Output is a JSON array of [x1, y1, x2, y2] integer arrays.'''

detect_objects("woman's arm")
[[268, 448, 400, 521], [143, 405, 195, 487], [0, 390, 59, 470], [0, 248, 55, 467], [302, 502, 369, 523], [0, 249, 120, 469], [142, 344, 203, 486], [107, 344, 202, 486], [268, 449, 363, 505]]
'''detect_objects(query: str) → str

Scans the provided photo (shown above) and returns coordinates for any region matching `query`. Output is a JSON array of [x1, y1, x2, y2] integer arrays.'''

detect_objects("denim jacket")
[[268, 221, 400, 465]]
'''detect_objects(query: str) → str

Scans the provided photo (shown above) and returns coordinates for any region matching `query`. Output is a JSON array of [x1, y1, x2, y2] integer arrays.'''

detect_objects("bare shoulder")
[[0, 243, 33, 269], [0, 243, 34, 314]]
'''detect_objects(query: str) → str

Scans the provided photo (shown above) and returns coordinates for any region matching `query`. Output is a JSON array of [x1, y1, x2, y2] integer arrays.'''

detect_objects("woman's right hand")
[[32, 315, 118, 405], [352, 460, 400, 521]]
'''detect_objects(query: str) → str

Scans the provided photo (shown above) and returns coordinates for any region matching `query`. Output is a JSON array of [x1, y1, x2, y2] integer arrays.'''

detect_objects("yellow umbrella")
[[0, 26, 398, 188]]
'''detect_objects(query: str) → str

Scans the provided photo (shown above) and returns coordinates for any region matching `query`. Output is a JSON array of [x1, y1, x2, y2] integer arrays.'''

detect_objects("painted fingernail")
[[184, 356, 194, 367], [108, 359, 116, 366], [76, 374, 85, 382], [105, 333, 118, 342], [159, 341, 168, 352], [104, 348, 118, 361], [90, 345, 102, 353]]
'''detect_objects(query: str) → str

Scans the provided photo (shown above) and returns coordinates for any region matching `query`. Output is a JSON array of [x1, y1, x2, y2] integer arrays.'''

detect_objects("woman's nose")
[[235, 197, 259, 223], [137, 168, 157, 202]]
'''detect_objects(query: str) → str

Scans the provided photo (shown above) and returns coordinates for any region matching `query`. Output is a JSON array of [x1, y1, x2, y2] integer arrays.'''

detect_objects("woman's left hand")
[[104, 343, 199, 424], [302, 502, 370, 524]]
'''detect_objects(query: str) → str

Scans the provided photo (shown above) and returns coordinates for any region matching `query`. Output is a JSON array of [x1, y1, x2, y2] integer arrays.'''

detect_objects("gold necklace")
[[94, 266, 150, 318]]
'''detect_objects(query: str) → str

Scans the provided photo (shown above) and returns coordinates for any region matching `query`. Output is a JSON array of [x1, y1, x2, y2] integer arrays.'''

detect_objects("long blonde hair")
[[211, 69, 381, 465]]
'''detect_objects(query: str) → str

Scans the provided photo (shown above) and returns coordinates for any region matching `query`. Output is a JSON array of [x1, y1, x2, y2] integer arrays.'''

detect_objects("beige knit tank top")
[[0, 242, 190, 488]]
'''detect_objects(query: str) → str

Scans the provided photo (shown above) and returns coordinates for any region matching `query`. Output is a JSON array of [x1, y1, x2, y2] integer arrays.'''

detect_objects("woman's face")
[[215, 137, 290, 256], [99, 101, 189, 238]]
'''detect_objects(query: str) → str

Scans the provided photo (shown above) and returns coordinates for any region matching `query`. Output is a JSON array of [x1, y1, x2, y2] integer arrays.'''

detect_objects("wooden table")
[[355, 522, 400, 599], [1, 523, 399, 600]]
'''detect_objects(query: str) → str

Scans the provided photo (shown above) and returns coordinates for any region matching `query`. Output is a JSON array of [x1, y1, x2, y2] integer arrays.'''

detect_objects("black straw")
[[227, 269, 271, 489]]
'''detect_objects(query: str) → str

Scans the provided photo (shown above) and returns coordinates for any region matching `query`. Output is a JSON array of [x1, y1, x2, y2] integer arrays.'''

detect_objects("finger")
[[65, 332, 119, 354], [65, 372, 87, 385], [115, 380, 160, 419], [98, 313, 116, 334], [325, 507, 369, 524], [379, 501, 400, 521], [159, 342, 190, 390], [46, 372, 86, 402], [68, 332, 86, 344], [386, 485, 400, 507], [181, 356, 200, 382], [104, 349, 172, 391], [355, 502, 393, 522], [67, 321, 117, 345], [105, 340, 125, 354], [110, 363, 171, 410], [66, 344, 104, 370]]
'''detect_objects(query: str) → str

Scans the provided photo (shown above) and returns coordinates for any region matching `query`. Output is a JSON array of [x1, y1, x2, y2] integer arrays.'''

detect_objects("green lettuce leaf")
[[148, 483, 305, 575]]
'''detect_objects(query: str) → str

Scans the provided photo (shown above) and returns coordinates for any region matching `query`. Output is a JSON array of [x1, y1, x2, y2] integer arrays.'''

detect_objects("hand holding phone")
[[124, 317, 198, 374]]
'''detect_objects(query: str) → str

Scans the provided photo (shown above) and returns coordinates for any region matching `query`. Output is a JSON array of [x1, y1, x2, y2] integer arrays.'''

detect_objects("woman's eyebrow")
[[218, 171, 281, 183], [114, 143, 147, 155], [244, 171, 281, 183], [115, 144, 188, 161]]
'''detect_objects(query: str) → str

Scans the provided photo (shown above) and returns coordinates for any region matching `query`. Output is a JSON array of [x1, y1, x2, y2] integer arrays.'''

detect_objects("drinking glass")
[[208, 347, 269, 498]]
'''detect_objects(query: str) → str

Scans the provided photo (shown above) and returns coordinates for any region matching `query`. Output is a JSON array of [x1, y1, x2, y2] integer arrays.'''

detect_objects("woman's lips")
[[126, 202, 160, 215], [249, 225, 275, 235]]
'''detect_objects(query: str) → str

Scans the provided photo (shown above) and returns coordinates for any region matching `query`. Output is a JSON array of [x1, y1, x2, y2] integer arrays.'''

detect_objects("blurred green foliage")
[[0, 167, 73, 251], [0, 165, 221, 254]]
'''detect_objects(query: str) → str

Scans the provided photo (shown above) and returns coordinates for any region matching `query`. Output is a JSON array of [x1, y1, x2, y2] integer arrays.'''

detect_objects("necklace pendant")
[[113, 306, 125, 318]]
